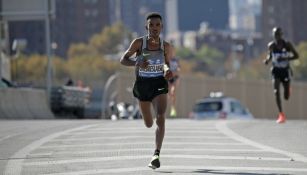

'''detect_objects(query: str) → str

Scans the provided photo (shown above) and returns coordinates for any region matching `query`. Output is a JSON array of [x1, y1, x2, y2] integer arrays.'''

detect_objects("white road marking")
[[0, 133, 21, 142], [87, 127, 216, 131], [4, 124, 99, 175], [216, 121, 307, 163], [24, 154, 292, 166], [41, 166, 307, 175], [63, 130, 220, 135], [29, 148, 266, 157], [50, 135, 228, 141], [38, 141, 244, 149], [0, 135, 14, 142]]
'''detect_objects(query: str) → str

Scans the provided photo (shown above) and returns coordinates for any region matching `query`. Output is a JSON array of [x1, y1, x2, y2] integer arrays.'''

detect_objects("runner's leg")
[[139, 101, 153, 128]]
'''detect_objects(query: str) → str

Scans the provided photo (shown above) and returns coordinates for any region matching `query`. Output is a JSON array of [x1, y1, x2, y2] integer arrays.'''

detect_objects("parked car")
[[189, 92, 254, 120]]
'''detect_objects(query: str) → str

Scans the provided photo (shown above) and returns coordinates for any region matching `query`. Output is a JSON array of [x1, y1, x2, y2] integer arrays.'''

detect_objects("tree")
[[176, 47, 195, 60], [237, 52, 270, 80], [194, 44, 225, 76], [67, 43, 96, 59], [88, 22, 130, 55], [292, 42, 307, 81]]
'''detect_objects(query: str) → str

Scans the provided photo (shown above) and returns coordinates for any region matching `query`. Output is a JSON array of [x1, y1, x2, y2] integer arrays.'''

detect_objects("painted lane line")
[[215, 121, 307, 163], [62, 130, 220, 135], [87, 127, 217, 131], [51, 135, 228, 141], [24, 154, 293, 166], [29, 148, 266, 157], [0, 133, 21, 142], [41, 166, 307, 175], [38, 142, 244, 149], [4, 124, 99, 175]]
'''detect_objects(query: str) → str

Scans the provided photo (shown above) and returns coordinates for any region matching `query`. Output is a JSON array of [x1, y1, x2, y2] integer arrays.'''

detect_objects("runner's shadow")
[[192, 169, 290, 175], [155, 170, 173, 173], [155, 169, 291, 175]]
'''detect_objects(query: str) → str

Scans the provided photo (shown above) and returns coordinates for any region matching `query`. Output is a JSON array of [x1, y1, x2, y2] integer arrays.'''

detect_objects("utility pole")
[[45, 0, 52, 103]]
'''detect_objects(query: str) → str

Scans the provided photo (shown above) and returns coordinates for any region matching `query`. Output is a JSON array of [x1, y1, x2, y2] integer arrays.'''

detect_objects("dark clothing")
[[271, 67, 291, 83], [269, 39, 293, 82], [133, 76, 168, 102], [168, 75, 179, 84], [269, 39, 291, 68]]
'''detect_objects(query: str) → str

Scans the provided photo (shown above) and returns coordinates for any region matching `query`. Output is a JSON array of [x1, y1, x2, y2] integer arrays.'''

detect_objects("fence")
[[116, 72, 307, 119]]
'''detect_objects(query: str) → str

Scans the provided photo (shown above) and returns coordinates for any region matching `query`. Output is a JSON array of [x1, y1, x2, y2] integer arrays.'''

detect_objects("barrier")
[[116, 72, 307, 119], [0, 88, 54, 119]]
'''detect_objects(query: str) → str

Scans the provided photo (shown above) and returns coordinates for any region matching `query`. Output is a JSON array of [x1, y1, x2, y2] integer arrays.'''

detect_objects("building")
[[109, 0, 165, 36], [177, 0, 229, 31], [262, 0, 307, 45], [6, 0, 111, 58], [166, 0, 229, 47], [229, 0, 261, 33], [51, 0, 110, 57]]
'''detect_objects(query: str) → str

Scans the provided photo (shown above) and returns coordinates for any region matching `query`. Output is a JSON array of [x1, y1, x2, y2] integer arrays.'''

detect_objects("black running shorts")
[[271, 67, 291, 82], [133, 76, 168, 102], [168, 75, 179, 84]]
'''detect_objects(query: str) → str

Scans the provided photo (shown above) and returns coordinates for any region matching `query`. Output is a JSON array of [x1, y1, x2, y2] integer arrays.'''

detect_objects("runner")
[[168, 46, 180, 117], [263, 27, 299, 123], [120, 12, 173, 169]]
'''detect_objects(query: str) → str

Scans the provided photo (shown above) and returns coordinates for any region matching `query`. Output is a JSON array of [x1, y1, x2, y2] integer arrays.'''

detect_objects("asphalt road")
[[0, 119, 306, 175]]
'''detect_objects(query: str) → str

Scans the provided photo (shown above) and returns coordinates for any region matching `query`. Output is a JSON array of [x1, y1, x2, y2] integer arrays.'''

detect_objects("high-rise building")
[[51, 0, 110, 57], [7, 0, 111, 58], [109, 0, 165, 37], [262, 0, 307, 45], [177, 0, 229, 31], [229, 0, 261, 33]]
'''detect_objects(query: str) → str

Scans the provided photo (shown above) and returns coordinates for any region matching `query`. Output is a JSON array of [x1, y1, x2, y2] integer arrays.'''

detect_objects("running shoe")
[[170, 106, 177, 117], [276, 112, 286, 123], [148, 155, 160, 169]]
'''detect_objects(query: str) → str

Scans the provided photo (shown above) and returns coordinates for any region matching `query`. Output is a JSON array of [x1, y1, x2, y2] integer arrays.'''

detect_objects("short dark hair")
[[146, 12, 162, 21]]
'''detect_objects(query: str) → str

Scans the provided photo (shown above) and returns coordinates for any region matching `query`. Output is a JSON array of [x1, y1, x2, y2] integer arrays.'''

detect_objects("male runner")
[[120, 12, 173, 169], [263, 27, 299, 123]]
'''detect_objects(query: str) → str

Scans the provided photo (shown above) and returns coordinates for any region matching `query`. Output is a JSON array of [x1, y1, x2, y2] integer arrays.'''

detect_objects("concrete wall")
[[116, 72, 307, 119], [0, 88, 54, 119]]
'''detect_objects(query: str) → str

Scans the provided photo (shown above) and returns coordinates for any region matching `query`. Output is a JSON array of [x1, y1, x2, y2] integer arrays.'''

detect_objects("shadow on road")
[[192, 169, 290, 175], [157, 169, 290, 175]]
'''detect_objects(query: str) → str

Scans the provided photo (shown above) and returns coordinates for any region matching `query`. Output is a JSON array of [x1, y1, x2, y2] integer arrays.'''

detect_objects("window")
[[193, 101, 223, 112], [230, 101, 247, 114]]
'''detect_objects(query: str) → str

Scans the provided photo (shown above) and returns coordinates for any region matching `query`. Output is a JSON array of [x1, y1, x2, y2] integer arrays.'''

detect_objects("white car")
[[189, 93, 254, 120]]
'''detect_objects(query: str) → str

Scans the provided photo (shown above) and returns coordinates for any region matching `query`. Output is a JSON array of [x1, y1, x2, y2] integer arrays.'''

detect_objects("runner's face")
[[273, 29, 282, 41], [146, 18, 162, 38]]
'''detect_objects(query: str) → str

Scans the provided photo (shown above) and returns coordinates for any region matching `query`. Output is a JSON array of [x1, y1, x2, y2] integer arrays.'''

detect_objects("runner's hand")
[[164, 70, 173, 80], [136, 59, 149, 68], [263, 59, 270, 65]]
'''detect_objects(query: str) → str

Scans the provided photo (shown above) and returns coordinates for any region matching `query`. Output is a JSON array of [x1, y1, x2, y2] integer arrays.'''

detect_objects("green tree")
[[292, 42, 307, 81], [237, 52, 271, 80], [195, 44, 225, 76], [89, 22, 129, 55], [176, 47, 195, 60], [67, 43, 96, 59]]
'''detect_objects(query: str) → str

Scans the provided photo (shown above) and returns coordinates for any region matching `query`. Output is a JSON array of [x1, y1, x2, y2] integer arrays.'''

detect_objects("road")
[[0, 119, 306, 175]]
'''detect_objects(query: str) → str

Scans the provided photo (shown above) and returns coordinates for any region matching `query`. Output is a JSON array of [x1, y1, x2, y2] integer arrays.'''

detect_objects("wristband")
[[164, 64, 169, 72]]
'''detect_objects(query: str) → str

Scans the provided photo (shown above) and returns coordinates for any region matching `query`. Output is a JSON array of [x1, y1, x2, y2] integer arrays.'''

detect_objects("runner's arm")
[[263, 43, 273, 65], [286, 42, 299, 61], [120, 39, 141, 66], [163, 42, 173, 79]]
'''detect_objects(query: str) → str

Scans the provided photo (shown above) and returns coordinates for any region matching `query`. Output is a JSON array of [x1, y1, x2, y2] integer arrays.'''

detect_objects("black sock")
[[154, 149, 160, 156]]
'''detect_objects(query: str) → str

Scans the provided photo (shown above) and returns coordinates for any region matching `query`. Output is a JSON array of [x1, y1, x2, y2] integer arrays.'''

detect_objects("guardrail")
[[0, 88, 54, 119]]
